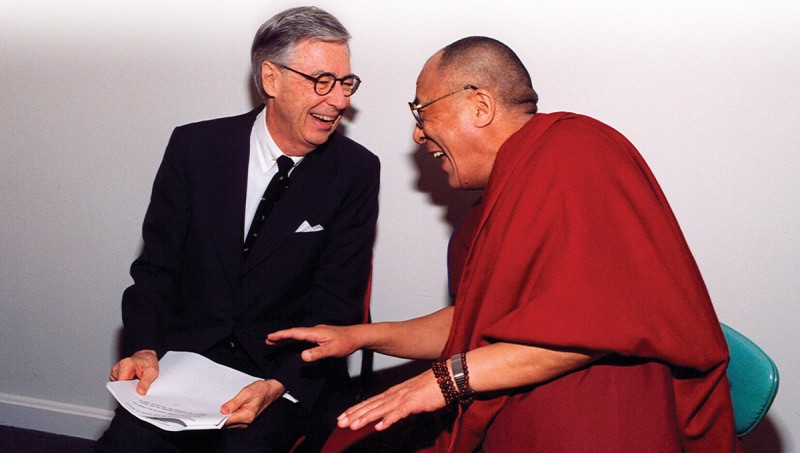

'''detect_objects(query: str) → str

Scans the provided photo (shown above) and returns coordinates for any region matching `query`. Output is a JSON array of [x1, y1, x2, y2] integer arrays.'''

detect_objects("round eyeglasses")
[[278, 64, 361, 97], [408, 85, 477, 128]]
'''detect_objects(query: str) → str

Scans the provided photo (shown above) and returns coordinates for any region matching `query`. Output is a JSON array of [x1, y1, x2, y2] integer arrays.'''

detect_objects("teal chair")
[[721, 323, 779, 437]]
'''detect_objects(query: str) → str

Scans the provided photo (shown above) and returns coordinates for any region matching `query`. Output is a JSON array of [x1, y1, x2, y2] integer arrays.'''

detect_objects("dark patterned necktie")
[[243, 155, 294, 256]]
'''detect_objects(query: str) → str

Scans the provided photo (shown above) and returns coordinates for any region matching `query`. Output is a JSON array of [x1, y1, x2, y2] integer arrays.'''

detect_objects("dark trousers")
[[95, 338, 320, 452]]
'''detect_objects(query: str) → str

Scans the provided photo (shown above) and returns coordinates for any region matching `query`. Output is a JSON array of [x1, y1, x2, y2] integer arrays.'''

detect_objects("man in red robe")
[[268, 36, 740, 452]]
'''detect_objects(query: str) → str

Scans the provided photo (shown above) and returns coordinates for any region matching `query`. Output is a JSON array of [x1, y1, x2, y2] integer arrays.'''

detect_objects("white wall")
[[1, 0, 797, 450]]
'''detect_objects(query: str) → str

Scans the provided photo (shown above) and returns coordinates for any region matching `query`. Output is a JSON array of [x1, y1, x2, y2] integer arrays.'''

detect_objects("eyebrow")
[[307, 68, 357, 78]]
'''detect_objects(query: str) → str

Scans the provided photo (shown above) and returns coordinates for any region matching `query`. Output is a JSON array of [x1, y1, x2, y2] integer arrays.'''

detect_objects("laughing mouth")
[[432, 151, 445, 159], [311, 113, 338, 123]]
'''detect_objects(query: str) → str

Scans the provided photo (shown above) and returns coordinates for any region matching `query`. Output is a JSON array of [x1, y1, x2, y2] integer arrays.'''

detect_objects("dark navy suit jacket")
[[121, 107, 379, 412]]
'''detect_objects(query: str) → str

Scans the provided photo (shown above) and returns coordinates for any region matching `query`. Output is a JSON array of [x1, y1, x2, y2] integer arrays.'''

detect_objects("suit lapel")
[[241, 142, 330, 274]]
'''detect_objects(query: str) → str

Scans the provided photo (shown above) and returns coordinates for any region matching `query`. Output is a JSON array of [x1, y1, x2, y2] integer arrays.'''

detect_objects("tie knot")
[[276, 155, 293, 177]]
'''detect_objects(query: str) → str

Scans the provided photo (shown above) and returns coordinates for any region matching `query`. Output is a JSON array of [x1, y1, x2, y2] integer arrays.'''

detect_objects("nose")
[[325, 82, 350, 110], [413, 124, 427, 144]]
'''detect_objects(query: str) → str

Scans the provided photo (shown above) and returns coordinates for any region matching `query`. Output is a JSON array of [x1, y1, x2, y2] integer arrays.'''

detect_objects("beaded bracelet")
[[450, 352, 475, 406], [432, 359, 458, 406]]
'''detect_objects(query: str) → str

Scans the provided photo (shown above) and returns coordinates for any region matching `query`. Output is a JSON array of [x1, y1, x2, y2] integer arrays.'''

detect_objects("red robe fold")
[[439, 113, 740, 452]]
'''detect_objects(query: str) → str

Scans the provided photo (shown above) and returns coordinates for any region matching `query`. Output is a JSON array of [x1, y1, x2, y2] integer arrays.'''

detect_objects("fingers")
[[112, 358, 136, 381], [221, 398, 257, 426], [220, 392, 244, 416], [266, 326, 345, 361], [338, 389, 403, 430], [108, 350, 159, 395], [337, 371, 445, 431], [338, 393, 406, 431], [374, 408, 406, 431], [133, 351, 159, 395], [221, 380, 281, 428], [265, 328, 296, 344], [110, 357, 142, 382], [266, 327, 318, 345], [109, 363, 119, 381], [221, 387, 255, 428], [136, 365, 158, 395], [300, 345, 333, 362]]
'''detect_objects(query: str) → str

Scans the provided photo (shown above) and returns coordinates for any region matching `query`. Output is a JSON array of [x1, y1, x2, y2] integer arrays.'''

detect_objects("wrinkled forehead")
[[288, 39, 351, 74]]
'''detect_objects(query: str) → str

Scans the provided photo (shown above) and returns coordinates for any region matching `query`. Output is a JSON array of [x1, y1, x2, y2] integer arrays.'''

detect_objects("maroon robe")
[[439, 113, 740, 452]]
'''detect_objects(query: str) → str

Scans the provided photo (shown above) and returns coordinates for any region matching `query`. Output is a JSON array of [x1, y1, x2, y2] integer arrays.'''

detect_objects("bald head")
[[433, 36, 538, 115]]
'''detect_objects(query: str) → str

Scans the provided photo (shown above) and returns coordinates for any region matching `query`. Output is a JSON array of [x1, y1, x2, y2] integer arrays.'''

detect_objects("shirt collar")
[[254, 108, 304, 174]]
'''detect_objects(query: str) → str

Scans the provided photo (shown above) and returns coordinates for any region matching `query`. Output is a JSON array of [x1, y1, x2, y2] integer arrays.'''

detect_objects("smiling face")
[[412, 53, 493, 190], [262, 39, 352, 156]]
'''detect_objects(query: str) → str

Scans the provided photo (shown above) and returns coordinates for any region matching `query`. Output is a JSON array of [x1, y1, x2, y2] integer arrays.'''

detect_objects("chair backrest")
[[721, 323, 779, 437], [357, 271, 374, 398]]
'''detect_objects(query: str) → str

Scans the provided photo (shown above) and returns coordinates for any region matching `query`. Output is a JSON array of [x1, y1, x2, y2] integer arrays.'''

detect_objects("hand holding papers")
[[106, 351, 261, 431]]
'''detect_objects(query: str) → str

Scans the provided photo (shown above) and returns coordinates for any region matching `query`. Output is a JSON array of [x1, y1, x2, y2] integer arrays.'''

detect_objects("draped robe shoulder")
[[439, 113, 740, 452]]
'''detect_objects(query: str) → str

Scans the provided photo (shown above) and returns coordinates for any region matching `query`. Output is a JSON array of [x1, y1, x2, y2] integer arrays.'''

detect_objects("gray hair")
[[251, 6, 351, 100], [438, 36, 539, 114]]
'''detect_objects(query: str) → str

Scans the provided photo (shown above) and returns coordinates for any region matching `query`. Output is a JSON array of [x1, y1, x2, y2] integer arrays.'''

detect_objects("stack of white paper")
[[106, 351, 261, 431]]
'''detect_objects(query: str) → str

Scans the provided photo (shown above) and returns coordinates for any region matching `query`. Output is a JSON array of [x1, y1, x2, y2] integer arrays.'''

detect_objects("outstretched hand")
[[266, 324, 362, 362], [109, 349, 159, 395], [337, 369, 446, 432]]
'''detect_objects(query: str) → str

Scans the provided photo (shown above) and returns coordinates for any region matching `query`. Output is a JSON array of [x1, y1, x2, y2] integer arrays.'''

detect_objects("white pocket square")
[[295, 220, 324, 233]]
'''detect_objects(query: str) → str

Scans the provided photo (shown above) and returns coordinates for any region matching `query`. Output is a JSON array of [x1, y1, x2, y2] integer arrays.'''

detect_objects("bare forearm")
[[267, 307, 453, 363], [362, 307, 453, 360], [452, 342, 606, 393], [336, 340, 606, 433]]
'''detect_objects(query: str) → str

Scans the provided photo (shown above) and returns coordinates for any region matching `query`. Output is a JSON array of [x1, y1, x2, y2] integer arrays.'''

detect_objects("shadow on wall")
[[114, 327, 125, 364], [411, 145, 480, 229], [741, 416, 785, 453]]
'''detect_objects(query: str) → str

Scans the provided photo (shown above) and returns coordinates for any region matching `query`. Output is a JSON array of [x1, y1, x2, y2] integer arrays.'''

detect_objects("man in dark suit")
[[95, 6, 379, 452]]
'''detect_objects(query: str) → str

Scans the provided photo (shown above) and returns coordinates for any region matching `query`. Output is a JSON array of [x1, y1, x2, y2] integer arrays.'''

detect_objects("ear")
[[261, 61, 279, 97], [473, 89, 495, 128]]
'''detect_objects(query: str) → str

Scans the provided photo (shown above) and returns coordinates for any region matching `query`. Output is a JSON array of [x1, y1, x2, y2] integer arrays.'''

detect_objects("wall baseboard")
[[0, 392, 114, 440]]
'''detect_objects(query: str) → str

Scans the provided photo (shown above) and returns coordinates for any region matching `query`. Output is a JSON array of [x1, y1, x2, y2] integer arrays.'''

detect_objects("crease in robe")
[[437, 113, 740, 452]]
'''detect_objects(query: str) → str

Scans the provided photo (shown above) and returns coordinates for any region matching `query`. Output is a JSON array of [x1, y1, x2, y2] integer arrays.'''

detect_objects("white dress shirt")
[[244, 108, 304, 239]]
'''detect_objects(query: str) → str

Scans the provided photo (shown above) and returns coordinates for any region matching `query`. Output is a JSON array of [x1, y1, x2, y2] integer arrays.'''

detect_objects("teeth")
[[432, 151, 445, 159], [311, 113, 336, 123]]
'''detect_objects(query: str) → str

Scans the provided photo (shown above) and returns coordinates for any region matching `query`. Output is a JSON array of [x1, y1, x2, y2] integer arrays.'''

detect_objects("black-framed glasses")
[[278, 64, 361, 97], [408, 85, 477, 128]]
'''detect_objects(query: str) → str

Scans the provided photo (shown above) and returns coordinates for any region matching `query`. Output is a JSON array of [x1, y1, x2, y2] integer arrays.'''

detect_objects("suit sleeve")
[[121, 127, 191, 357]]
